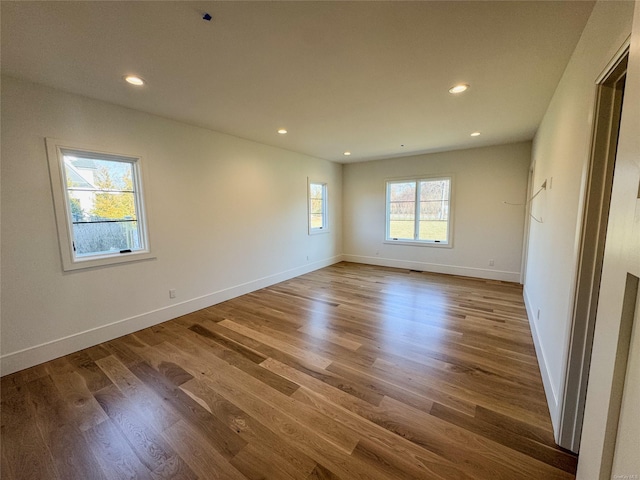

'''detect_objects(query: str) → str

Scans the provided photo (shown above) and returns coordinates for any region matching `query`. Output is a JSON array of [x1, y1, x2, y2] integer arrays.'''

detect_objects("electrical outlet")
[[169, 289, 176, 299], [489, 259, 495, 266]]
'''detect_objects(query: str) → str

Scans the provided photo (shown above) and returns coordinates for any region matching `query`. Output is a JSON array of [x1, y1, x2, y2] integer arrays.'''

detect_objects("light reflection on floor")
[[375, 277, 452, 353]]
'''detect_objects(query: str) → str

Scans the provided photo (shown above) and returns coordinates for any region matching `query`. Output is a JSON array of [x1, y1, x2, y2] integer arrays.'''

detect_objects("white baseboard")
[[523, 286, 560, 438], [343, 254, 521, 283], [0, 255, 343, 376]]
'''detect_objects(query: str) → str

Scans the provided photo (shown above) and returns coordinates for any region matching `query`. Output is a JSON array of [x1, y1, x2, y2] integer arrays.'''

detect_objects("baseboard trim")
[[1, 255, 343, 376], [343, 254, 521, 283], [523, 286, 560, 438]]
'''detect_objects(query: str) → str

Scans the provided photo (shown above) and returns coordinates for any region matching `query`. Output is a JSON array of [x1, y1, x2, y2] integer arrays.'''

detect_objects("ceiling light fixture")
[[448, 84, 469, 94], [277, 129, 288, 134], [470, 131, 481, 137], [343, 151, 351, 156], [124, 75, 145, 86]]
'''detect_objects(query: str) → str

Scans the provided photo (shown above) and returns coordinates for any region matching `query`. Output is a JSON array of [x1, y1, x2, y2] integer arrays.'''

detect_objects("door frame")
[[558, 47, 628, 453]]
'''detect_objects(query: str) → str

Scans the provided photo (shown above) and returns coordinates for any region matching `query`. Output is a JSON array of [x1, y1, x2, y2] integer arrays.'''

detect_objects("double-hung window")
[[46, 139, 153, 270], [308, 180, 328, 234], [386, 176, 452, 245]]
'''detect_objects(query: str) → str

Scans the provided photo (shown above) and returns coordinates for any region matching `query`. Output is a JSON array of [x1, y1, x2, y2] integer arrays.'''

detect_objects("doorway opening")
[[558, 49, 628, 452]]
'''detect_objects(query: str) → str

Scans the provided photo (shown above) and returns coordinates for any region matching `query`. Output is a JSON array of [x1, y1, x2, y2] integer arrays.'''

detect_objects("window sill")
[[62, 251, 156, 271], [384, 240, 452, 249], [309, 228, 330, 235]]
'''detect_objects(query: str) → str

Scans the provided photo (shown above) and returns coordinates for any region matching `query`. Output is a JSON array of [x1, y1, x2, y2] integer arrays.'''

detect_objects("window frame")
[[308, 179, 329, 235], [384, 175, 453, 247], [46, 138, 154, 271]]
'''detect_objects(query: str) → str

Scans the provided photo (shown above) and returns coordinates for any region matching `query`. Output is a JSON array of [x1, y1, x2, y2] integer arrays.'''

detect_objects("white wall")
[[342, 142, 531, 282], [579, 0, 640, 477], [0, 76, 343, 375], [523, 0, 634, 438]]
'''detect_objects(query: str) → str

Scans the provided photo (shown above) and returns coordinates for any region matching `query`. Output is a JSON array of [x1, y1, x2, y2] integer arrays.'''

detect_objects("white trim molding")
[[343, 254, 520, 283], [523, 285, 560, 438], [1, 255, 344, 376], [45, 138, 155, 271]]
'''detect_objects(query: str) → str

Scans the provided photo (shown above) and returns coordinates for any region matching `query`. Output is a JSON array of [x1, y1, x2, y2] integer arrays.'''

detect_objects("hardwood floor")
[[1, 262, 577, 479]]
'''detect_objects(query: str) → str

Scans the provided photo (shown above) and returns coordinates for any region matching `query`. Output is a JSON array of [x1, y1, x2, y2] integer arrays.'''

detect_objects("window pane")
[[389, 182, 415, 202], [388, 183, 415, 239], [310, 198, 323, 215], [419, 200, 449, 220], [73, 221, 141, 256], [310, 214, 324, 229], [309, 182, 327, 231], [62, 151, 143, 257], [81, 191, 137, 221], [420, 179, 449, 201], [309, 183, 323, 200], [65, 157, 134, 192], [389, 220, 414, 239], [389, 201, 415, 221], [418, 178, 450, 241], [67, 192, 86, 222], [386, 178, 450, 243], [419, 220, 448, 241]]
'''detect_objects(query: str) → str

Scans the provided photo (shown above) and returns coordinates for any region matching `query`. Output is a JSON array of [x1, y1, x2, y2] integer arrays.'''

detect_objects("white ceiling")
[[1, 1, 595, 163]]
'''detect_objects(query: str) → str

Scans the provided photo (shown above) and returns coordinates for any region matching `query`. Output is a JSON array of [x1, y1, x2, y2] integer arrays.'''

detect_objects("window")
[[46, 139, 153, 270], [308, 180, 328, 234], [386, 176, 452, 245]]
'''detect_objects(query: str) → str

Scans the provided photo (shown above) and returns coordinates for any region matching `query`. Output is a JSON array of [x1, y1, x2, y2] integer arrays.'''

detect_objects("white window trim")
[[308, 179, 329, 235], [46, 138, 155, 271], [384, 175, 454, 248]]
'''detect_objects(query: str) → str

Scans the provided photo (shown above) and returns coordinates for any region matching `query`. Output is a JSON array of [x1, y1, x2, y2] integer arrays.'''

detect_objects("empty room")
[[1, 1, 639, 479]]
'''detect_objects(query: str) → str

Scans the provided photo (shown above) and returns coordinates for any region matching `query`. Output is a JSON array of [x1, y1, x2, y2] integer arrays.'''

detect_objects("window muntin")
[[309, 181, 328, 233], [46, 139, 153, 270], [386, 177, 451, 245]]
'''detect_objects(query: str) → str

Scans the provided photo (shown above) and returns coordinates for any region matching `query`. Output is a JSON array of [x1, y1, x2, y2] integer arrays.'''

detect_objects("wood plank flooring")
[[1, 262, 577, 479]]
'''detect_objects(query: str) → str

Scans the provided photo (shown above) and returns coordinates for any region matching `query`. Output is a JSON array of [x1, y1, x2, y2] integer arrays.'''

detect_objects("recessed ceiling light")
[[448, 84, 469, 94], [124, 75, 145, 86], [470, 131, 481, 137], [277, 129, 288, 135], [343, 151, 351, 156]]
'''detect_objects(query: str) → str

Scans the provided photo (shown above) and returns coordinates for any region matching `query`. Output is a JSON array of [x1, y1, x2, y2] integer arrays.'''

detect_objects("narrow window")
[[386, 177, 452, 245], [308, 181, 328, 234], [46, 139, 153, 270]]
